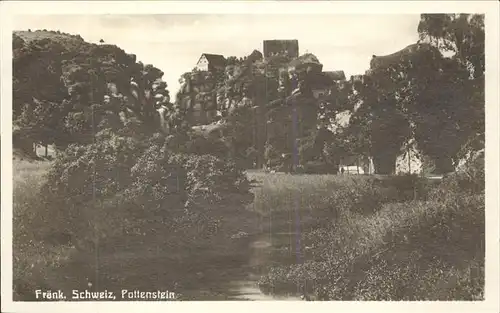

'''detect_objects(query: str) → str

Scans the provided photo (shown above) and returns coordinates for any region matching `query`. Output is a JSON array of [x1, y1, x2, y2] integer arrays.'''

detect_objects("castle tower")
[[263, 40, 299, 59]]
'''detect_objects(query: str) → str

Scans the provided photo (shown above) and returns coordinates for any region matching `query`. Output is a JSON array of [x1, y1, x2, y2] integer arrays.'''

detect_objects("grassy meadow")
[[13, 159, 76, 298]]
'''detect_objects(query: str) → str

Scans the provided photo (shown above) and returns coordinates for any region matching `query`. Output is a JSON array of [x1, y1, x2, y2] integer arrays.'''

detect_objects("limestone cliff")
[[175, 48, 347, 170]]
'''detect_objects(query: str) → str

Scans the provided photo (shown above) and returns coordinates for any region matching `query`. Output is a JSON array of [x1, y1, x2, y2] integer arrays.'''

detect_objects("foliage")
[[401, 48, 482, 173], [330, 14, 485, 174], [256, 170, 484, 300], [127, 135, 250, 209], [13, 30, 174, 151], [178, 48, 347, 171], [12, 23, 486, 301], [43, 129, 250, 215], [410, 14, 484, 172], [13, 32, 252, 302], [343, 74, 411, 174], [431, 146, 485, 197], [44, 130, 143, 203], [418, 14, 485, 78], [15, 15, 485, 174]]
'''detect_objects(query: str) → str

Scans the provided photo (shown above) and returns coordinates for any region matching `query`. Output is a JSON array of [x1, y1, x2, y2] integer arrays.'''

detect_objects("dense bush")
[[319, 177, 387, 216], [37, 128, 250, 246], [128, 135, 250, 209], [375, 173, 435, 202], [433, 148, 485, 197], [44, 130, 142, 202]]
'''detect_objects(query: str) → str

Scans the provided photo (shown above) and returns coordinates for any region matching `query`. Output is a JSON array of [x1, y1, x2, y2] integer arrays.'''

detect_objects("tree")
[[13, 32, 177, 151], [342, 68, 411, 175], [413, 14, 485, 172], [418, 14, 484, 79], [357, 17, 484, 175], [16, 99, 68, 151], [225, 56, 239, 66]]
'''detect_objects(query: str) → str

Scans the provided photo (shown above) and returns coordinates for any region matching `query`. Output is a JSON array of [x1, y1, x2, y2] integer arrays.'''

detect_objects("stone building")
[[178, 71, 218, 125], [263, 39, 299, 59], [195, 53, 226, 72], [310, 70, 346, 99]]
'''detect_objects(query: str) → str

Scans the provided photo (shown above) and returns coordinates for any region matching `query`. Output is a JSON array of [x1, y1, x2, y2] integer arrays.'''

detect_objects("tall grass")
[[249, 172, 354, 218], [248, 172, 429, 233], [254, 169, 484, 300], [13, 160, 78, 300]]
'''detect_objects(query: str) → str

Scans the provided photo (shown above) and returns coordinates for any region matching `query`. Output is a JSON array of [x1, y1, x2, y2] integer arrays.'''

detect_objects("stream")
[[225, 231, 303, 301]]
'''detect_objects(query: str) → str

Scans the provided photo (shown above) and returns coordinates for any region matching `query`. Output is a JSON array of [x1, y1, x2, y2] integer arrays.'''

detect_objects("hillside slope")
[[15, 30, 86, 45]]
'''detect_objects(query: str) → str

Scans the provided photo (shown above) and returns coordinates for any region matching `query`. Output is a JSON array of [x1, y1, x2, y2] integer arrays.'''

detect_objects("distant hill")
[[14, 29, 85, 45]]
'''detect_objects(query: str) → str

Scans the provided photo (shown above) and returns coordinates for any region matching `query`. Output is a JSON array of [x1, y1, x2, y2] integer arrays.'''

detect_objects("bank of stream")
[[17, 182, 306, 301]]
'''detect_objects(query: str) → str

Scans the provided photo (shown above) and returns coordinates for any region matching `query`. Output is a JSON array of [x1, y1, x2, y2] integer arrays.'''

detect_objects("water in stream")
[[225, 231, 303, 301]]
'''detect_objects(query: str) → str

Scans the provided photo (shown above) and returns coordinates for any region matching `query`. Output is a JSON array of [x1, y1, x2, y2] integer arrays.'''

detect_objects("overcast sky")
[[14, 14, 421, 94]]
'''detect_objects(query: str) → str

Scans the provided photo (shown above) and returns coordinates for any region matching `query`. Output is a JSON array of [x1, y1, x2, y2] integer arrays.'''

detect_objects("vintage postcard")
[[1, 1, 499, 313]]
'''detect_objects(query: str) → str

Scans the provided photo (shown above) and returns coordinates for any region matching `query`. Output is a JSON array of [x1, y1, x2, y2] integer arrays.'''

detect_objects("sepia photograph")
[[1, 1, 499, 313]]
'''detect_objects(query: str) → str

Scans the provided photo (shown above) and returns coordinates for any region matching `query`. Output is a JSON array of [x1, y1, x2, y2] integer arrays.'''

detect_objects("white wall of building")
[[196, 55, 209, 71], [395, 147, 423, 175]]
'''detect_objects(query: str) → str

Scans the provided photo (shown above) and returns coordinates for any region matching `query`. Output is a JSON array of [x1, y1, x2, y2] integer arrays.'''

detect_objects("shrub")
[[183, 153, 250, 200], [377, 173, 434, 201], [183, 132, 230, 160], [127, 141, 250, 210], [433, 149, 484, 198], [13, 30, 256, 300], [37, 129, 250, 249], [44, 129, 143, 204]]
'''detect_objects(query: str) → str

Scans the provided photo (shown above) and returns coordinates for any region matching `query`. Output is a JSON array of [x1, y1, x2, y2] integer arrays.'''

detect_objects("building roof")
[[289, 53, 320, 67], [323, 71, 346, 81], [264, 39, 299, 43], [369, 43, 436, 70], [308, 71, 346, 89], [198, 53, 226, 67], [288, 53, 323, 73], [310, 73, 334, 89], [247, 49, 263, 62]]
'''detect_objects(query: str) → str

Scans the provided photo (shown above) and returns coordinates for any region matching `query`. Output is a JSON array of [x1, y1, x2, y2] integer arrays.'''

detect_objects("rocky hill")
[[13, 29, 351, 171], [175, 46, 350, 170], [13, 29, 173, 156], [14, 29, 470, 175]]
